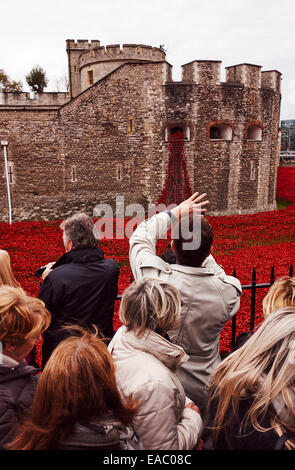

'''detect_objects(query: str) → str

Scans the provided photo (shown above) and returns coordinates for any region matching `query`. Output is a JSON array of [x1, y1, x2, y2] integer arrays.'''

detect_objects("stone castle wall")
[[0, 40, 281, 221], [0, 91, 69, 107]]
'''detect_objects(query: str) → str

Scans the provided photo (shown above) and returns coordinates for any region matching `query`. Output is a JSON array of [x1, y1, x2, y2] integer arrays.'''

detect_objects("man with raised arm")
[[129, 192, 242, 413]]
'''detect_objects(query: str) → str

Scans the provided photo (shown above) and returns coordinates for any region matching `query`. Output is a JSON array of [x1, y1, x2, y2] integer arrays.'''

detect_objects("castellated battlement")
[[181, 60, 222, 85], [181, 61, 281, 90], [0, 91, 69, 107], [261, 70, 282, 92], [78, 43, 166, 66], [226, 64, 262, 88], [66, 39, 101, 50], [67, 39, 166, 98]]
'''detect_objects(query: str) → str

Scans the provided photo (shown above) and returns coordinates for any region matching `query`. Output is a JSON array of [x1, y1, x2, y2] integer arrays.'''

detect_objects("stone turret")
[[66, 39, 166, 98]]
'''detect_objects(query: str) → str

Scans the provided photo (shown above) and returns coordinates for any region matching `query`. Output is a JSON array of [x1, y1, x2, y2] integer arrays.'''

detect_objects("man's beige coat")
[[129, 212, 242, 411]]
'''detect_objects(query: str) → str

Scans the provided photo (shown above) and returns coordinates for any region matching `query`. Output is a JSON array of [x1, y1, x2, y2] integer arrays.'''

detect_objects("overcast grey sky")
[[1, 0, 294, 119]]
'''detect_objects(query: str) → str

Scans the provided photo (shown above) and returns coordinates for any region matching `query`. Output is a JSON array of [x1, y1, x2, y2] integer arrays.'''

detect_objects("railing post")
[[250, 267, 256, 332], [270, 265, 275, 285], [231, 269, 237, 349]]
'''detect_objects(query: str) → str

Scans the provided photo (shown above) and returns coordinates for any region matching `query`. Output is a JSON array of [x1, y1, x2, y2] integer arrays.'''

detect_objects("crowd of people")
[[0, 191, 295, 451]]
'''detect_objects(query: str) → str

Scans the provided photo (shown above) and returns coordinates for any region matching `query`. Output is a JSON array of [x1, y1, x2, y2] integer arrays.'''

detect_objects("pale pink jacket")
[[108, 326, 203, 450]]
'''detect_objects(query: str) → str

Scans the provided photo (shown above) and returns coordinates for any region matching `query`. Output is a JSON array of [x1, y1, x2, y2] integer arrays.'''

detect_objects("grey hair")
[[119, 277, 182, 338], [60, 213, 99, 250]]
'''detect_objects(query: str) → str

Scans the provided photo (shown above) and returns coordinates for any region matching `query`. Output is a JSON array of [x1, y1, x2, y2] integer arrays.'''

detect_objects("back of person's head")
[[172, 215, 213, 267], [60, 213, 99, 250], [263, 276, 295, 318], [7, 327, 137, 450], [0, 250, 20, 288], [208, 307, 295, 449], [119, 278, 182, 338], [0, 286, 50, 350]]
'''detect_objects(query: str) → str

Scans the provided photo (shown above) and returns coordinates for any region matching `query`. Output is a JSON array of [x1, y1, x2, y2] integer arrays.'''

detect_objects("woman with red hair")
[[8, 327, 142, 450]]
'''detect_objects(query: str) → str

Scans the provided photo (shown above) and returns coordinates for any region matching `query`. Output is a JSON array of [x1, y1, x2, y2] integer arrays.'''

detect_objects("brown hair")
[[0, 286, 50, 347], [60, 213, 98, 250], [263, 276, 295, 318], [8, 327, 138, 450], [0, 250, 20, 288], [172, 215, 213, 267], [119, 278, 182, 338]]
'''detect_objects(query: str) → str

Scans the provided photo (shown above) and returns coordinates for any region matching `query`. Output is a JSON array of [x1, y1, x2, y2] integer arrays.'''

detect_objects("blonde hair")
[[0, 250, 20, 288], [0, 286, 51, 346], [263, 276, 295, 318], [119, 278, 182, 338], [207, 307, 295, 449]]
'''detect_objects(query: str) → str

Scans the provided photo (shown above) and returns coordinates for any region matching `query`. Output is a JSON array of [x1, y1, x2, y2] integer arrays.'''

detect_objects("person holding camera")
[[38, 213, 119, 367]]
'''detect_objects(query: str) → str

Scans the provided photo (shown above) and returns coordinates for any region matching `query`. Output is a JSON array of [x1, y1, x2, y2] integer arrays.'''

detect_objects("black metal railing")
[[116, 264, 294, 351], [231, 264, 294, 348]]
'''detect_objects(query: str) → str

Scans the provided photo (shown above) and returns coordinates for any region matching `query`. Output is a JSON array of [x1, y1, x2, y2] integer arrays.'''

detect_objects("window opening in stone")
[[71, 165, 77, 183], [247, 125, 262, 141], [8, 163, 14, 184], [87, 70, 94, 86], [250, 161, 256, 181], [209, 124, 232, 141], [165, 125, 190, 141], [117, 164, 122, 181], [128, 118, 135, 133]]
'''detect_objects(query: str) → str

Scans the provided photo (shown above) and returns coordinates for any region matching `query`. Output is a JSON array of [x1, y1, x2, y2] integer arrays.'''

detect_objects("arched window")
[[246, 124, 262, 141], [209, 122, 233, 141], [165, 124, 190, 141]]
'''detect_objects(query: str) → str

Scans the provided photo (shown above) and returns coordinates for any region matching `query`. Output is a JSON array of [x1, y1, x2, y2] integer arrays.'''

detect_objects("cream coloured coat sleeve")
[[131, 381, 203, 450], [129, 211, 173, 281]]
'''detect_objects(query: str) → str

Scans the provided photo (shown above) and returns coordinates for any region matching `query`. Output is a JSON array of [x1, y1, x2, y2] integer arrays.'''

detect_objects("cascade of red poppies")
[[157, 131, 192, 206]]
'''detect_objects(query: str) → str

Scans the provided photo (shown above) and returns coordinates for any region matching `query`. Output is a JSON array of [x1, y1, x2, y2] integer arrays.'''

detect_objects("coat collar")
[[171, 264, 215, 276], [53, 247, 105, 268], [109, 326, 189, 371], [0, 359, 39, 383], [0, 354, 19, 368]]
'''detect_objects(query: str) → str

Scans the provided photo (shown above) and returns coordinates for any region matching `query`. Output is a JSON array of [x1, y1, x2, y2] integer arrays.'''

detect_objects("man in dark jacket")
[[39, 213, 120, 367]]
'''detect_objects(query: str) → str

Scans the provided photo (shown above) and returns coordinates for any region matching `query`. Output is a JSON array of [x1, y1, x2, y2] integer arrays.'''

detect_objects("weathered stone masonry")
[[0, 40, 281, 221]]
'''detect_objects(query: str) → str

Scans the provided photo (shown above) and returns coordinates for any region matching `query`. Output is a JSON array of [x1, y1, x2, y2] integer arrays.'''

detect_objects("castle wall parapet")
[[66, 39, 101, 50], [181, 60, 221, 85], [0, 91, 69, 106], [225, 63, 262, 88], [261, 70, 281, 92], [79, 42, 166, 67]]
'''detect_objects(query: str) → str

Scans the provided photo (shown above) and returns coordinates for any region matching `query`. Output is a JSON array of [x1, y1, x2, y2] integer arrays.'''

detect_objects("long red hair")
[[8, 327, 138, 450]]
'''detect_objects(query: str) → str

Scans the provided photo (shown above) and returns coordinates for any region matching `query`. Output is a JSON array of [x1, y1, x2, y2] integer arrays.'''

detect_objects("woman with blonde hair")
[[0, 286, 50, 448], [8, 327, 142, 450], [0, 250, 20, 288], [263, 276, 295, 318], [205, 307, 295, 450], [232, 276, 295, 351], [108, 277, 203, 450]]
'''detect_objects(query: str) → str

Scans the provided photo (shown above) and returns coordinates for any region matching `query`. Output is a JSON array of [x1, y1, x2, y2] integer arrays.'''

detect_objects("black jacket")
[[204, 396, 295, 450], [0, 361, 40, 449], [39, 247, 119, 366]]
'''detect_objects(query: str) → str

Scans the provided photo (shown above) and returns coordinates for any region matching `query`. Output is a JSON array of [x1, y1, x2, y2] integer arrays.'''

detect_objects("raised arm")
[[129, 192, 209, 281]]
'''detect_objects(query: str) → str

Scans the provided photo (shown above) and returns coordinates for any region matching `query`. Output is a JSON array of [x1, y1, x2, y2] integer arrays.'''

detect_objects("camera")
[[34, 265, 47, 278]]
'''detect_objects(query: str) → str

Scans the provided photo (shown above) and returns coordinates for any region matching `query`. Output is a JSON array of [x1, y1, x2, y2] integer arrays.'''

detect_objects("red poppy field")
[[0, 166, 294, 359]]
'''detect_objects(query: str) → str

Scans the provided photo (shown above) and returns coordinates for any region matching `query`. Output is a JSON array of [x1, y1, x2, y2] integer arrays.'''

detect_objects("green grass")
[[276, 198, 293, 210]]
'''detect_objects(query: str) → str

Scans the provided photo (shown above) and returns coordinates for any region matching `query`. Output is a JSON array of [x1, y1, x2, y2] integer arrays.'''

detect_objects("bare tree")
[[54, 74, 69, 92]]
